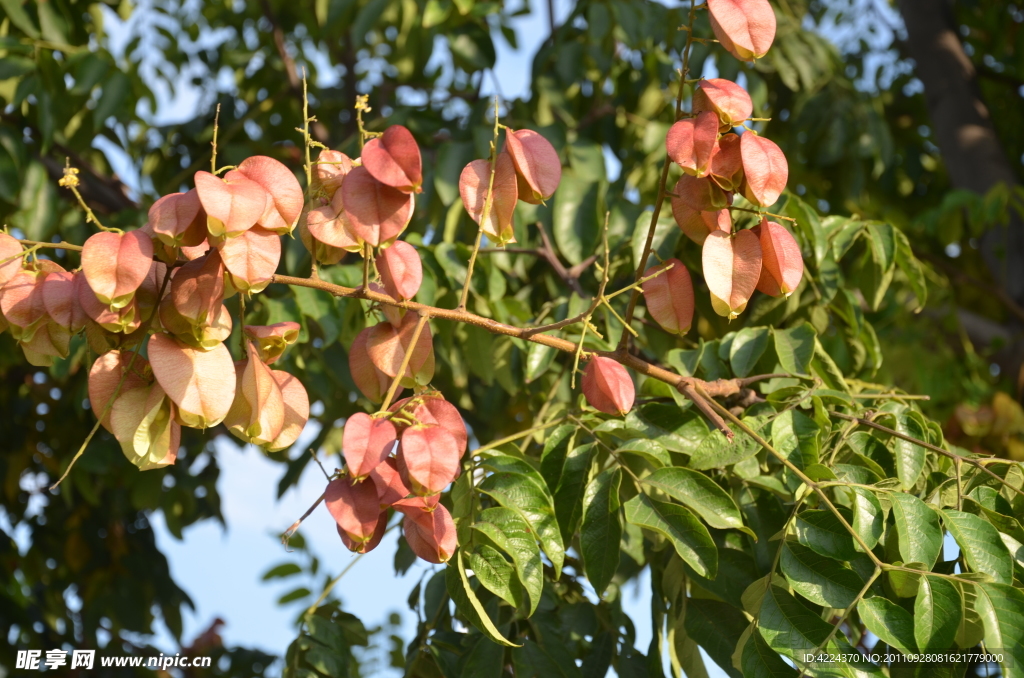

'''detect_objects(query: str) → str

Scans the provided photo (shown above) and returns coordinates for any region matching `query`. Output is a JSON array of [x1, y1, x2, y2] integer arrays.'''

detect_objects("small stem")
[[211, 103, 221, 174], [795, 568, 881, 677], [458, 97, 501, 312], [0, 244, 41, 267], [58, 162, 118, 233], [282, 492, 326, 546], [473, 416, 569, 458], [15, 239, 84, 253], [378, 313, 431, 412], [727, 205, 797, 223]]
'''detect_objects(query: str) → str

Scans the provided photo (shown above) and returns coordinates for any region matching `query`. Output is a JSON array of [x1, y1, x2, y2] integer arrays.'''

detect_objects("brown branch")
[[271, 273, 753, 437]]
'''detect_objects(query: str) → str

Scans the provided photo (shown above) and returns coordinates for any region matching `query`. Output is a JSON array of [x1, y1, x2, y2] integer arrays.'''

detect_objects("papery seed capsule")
[[377, 240, 423, 301], [389, 393, 468, 456], [236, 155, 304, 234], [148, 333, 236, 428], [338, 511, 387, 554], [265, 370, 309, 453], [224, 342, 285, 447], [753, 219, 804, 297], [692, 79, 754, 131], [325, 476, 382, 549], [42, 270, 89, 333], [706, 0, 777, 62], [666, 111, 720, 177], [396, 501, 457, 564], [396, 424, 461, 496], [674, 175, 730, 213], [109, 382, 180, 471], [342, 166, 415, 247], [709, 134, 744, 192], [81, 230, 155, 309], [194, 170, 269, 237], [504, 129, 562, 204], [306, 188, 362, 251], [702, 229, 763, 319], [740, 133, 788, 208], [343, 412, 398, 480], [459, 153, 519, 245], [670, 198, 733, 245], [370, 456, 410, 507], [313, 150, 353, 198], [582, 356, 635, 416], [89, 351, 153, 431], [217, 225, 281, 293], [361, 125, 423, 194], [243, 322, 301, 364], [642, 259, 694, 336], [365, 313, 435, 387], [349, 326, 393, 403], [148, 189, 207, 248], [0, 232, 23, 286]]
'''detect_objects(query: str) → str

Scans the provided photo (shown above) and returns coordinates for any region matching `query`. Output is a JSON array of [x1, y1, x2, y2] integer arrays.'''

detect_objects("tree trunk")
[[896, 0, 1024, 303]]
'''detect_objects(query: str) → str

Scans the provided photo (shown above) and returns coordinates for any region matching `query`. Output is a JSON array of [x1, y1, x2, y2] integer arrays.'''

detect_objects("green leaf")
[[889, 493, 942, 568], [0, 0, 41, 38], [512, 639, 582, 678], [262, 562, 302, 580], [780, 542, 866, 608], [473, 507, 543, 615], [864, 221, 895, 272], [478, 470, 565, 578], [641, 467, 749, 534], [794, 509, 858, 561], [624, 493, 717, 577], [278, 587, 311, 604], [682, 598, 745, 678], [773, 322, 816, 375], [460, 634, 506, 678], [467, 544, 524, 608], [554, 172, 603, 266], [554, 442, 596, 542], [858, 596, 917, 654], [540, 425, 576, 492], [446, 551, 520, 647], [941, 509, 1014, 585], [914, 576, 961, 652], [631, 209, 679, 272], [730, 327, 770, 378], [973, 583, 1024, 678], [524, 341, 558, 383], [893, 413, 927, 491], [850, 487, 885, 551], [893, 228, 927, 311], [741, 626, 798, 678], [688, 415, 768, 470], [757, 585, 836, 659], [581, 468, 622, 595], [771, 410, 820, 471], [615, 439, 671, 467]]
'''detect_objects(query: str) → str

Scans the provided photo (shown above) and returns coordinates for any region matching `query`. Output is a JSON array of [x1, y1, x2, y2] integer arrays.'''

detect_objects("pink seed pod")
[[313, 149, 354, 198], [342, 166, 415, 247], [338, 511, 387, 554], [147, 332, 236, 429], [665, 111, 720, 177], [740, 133, 788, 207], [0, 232, 23, 286], [692, 79, 754, 131], [365, 313, 435, 387], [360, 125, 423, 194], [306, 189, 362, 252], [370, 456, 410, 507], [395, 500, 457, 564], [706, 0, 777, 62], [326, 476, 382, 550], [235, 155, 304, 234], [670, 198, 733, 246], [194, 170, 269, 238], [109, 381, 180, 471], [377, 240, 423, 301], [582, 356, 635, 416], [389, 393, 468, 456], [42, 270, 90, 333], [753, 219, 804, 297], [702, 229, 763, 319], [81, 230, 155, 309], [673, 174, 730, 213], [148, 189, 207, 248], [243, 322, 301, 364], [265, 370, 309, 453], [642, 258, 694, 336], [216, 225, 281, 293], [223, 342, 285, 447], [709, 134, 744, 192], [88, 350, 153, 433], [342, 412, 398, 480], [504, 129, 562, 204], [396, 424, 461, 496], [459, 152, 519, 245], [159, 250, 225, 338], [349, 326, 393, 403]]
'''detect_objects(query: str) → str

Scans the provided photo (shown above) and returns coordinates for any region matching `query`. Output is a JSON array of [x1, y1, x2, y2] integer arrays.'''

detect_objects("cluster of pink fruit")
[[324, 393, 467, 563]]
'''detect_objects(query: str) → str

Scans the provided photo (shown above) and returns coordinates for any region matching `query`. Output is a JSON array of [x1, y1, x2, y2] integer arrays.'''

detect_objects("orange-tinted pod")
[[349, 326, 393, 403], [194, 170, 269, 238], [325, 476, 382, 550], [217, 225, 281, 293], [504, 129, 561, 204], [396, 501, 457, 564], [692, 79, 754, 131], [0, 232, 23, 285], [306, 189, 362, 252], [88, 350, 153, 433], [396, 424, 461, 496], [665, 111, 719, 177], [109, 382, 180, 471], [670, 197, 732, 245], [709, 134, 744, 192], [361, 125, 423, 194], [706, 0, 777, 61], [370, 456, 410, 507], [243, 322, 301, 364], [343, 412, 398, 480], [642, 258, 694, 336], [365, 313, 434, 387], [674, 175, 730, 213], [740, 133, 788, 207], [459, 152, 519, 245], [148, 333, 236, 428], [754, 219, 804, 297], [81, 230, 155, 309], [148, 189, 207, 248], [235, 155, 304, 234], [42, 270, 90, 333], [342, 166, 415, 247], [224, 342, 285, 447], [702, 229, 763, 319], [377, 240, 422, 301], [582, 356, 634, 416], [389, 393, 468, 456], [265, 370, 309, 452], [313, 150, 354, 198], [338, 511, 387, 554]]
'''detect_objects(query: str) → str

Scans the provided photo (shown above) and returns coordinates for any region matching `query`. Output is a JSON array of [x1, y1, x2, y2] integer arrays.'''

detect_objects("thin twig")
[[282, 492, 326, 546], [458, 97, 501, 311], [15, 239, 84, 253], [379, 313, 431, 412]]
